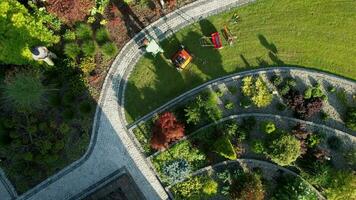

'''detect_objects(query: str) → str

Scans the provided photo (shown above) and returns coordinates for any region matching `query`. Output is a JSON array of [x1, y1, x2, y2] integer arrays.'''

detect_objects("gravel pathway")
[[0, 1, 256, 200]]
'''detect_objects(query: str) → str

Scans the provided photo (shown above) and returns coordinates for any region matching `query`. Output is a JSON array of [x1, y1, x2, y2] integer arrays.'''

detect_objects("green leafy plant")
[[64, 43, 81, 59], [171, 176, 214, 200], [213, 136, 237, 160], [230, 171, 265, 200], [81, 40, 96, 57], [261, 121, 276, 134], [225, 101, 234, 110], [2, 71, 46, 112], [272, 175, 317, 200], [75, 23, 93, 40], [271, 75, 283, 86], [266, 133, 301, 166], [63, 30, 76, 41], [101, 42, 118, 57], [251, 139, 265, 154], [202, 179, 218, 196], [242, 76, 273, 107], [95, 27, 110, 44]]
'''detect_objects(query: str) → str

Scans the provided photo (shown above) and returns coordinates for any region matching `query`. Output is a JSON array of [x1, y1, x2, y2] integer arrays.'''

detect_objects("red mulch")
[[46, 0, 95, 25]]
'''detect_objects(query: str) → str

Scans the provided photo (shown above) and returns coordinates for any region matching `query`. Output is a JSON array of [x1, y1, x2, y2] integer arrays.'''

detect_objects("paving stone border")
[[0, 1, 257, 200], [165, 159, 326, 200]]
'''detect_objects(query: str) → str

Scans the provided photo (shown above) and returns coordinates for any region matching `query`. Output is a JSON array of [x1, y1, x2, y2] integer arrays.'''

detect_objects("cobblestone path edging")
[[0, 1, 256, 200]]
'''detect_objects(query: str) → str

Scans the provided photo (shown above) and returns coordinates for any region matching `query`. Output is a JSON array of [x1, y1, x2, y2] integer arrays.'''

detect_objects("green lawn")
[[125, 0, 356, 123]]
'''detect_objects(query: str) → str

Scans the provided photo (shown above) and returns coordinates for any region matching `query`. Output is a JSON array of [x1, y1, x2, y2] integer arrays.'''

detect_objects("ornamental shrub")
[[230, 172, 265, 200], [0, 0, 59, 65], [101, 42, 118, 58], [222, 122, 238, 139], [75, 23, 93, 40], [171, 176, 203, 200], [202, 179, 218, 196], [150, 112, 185, 150], [184, 103, 201, 125], [64, 42, 81, 59], [3, 71, 46, 112], [242, 76, 272, 107], [271, 75, 283, 86], [345, 107, 356, 131], [225, 101, 234, 110], [251, 140, 265, 154], [95, 27, 110, 44], [79, 57, 96, 75], [266, 133, 302, 166], [304, 87, 313, 99], [272, 175, 317, 200], [279, 84, 290, 96], [213, 136, 237, 160], [261, 121, 276, 134], [162, 159, 191, 184], [81, 40, 96, 57], [285, 77, 297, 88]]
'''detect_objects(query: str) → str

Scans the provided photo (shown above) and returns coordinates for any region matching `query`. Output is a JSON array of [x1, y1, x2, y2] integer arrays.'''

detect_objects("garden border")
[[147, 113, 356, 160], [128, 67, 356, 130], [165, 159, 326, 200]]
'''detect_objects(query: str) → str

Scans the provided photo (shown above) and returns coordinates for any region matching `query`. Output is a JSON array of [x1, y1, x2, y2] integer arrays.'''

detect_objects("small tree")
[[267, 133, 302, 166], [3, 71, 46, 112], [150, 112, 185, 150]]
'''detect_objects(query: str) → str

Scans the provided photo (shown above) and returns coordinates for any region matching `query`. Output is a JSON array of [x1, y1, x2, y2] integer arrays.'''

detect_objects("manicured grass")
[[125, 0, 356, 123]]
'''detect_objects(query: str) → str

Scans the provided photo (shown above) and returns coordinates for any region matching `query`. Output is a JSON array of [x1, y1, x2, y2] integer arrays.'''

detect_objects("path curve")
[[128, 67, 356, 130], [166, 159, 326, 200], [0, 1, 256, 200]]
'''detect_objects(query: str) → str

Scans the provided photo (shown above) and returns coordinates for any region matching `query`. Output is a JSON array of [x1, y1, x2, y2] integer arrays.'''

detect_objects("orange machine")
[[171, 47, 192, 70]]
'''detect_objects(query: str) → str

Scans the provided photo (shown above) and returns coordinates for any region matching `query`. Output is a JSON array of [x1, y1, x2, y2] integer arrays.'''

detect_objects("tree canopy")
[[0, 0, 59, 65]]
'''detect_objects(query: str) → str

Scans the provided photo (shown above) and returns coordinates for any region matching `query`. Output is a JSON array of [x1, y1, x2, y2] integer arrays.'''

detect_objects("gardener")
[[31, 46, 57, 66]]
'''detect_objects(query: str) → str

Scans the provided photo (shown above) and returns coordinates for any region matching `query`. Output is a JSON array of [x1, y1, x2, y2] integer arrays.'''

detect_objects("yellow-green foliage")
[[0, 0, 59, 64], [242, 76, 273, 108], [267, 133, 301, 166], [213, 136, 237, 160], [202, 179, 218, 196], [172, 176, 218, 200]]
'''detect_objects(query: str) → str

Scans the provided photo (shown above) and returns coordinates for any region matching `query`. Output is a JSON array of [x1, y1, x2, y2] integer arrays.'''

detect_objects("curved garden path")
[[0, 0, 256, 200], [129, 67, 356, 132], [166, 159, 326, 200]]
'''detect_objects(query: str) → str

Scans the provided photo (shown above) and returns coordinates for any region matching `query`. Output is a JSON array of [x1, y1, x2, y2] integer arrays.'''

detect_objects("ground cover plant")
[[125, 0, 356, 123]]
